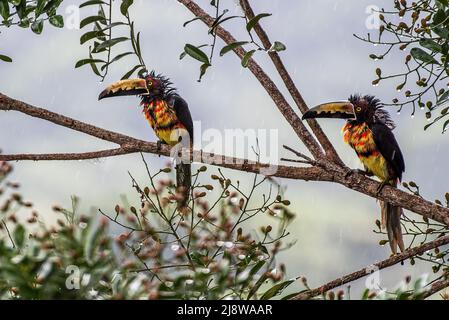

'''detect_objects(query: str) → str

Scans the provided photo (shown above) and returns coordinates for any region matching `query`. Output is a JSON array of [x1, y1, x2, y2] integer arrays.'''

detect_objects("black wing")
[[170, 94, 194, 141], [369, 123, 405, 180]]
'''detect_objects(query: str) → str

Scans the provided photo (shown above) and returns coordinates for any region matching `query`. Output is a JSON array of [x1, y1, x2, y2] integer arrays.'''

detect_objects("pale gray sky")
[[1, 0, 448, 298]]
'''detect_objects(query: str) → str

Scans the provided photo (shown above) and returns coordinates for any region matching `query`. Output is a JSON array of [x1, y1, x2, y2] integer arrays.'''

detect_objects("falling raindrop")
[[200, 268, 211, 274], [411, 114, 415, 119], [171, 244, 180, 251], [372, 83, 379, 87], [238, 254, 246, 260], [224, 241, 234, 249], [132, 242, 142, 251], [397, 111, 401, 115]]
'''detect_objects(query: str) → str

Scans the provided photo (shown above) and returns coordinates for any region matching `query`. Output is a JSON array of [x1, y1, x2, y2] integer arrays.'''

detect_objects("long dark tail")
[[176, 163, 191, 210], [380, 200, 405, 254]]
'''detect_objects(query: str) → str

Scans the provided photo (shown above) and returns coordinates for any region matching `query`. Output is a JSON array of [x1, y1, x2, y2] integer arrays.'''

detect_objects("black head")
[[140, 71, 176, 101]]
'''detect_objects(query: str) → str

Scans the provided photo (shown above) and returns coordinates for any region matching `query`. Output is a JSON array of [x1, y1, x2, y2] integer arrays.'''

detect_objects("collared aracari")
[[98, 71, 194, 209], [303, 94, 405, 254]]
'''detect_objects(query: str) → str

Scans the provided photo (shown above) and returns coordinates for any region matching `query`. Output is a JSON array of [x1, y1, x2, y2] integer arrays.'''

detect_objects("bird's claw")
[[156, 140, 164, 157], [343, 168, 355, 179], [344, 168, 371, 179], [376, 181, 387, 196]]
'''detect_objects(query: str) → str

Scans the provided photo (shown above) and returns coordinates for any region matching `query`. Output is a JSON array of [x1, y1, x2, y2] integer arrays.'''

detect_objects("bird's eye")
[[148, 81, 153, 86], [356, 107, 362, 112]]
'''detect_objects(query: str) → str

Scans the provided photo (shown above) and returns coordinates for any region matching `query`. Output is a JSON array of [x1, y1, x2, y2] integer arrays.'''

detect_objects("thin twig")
[[291, 234, 449, 299], [1, 220, 15, 249]]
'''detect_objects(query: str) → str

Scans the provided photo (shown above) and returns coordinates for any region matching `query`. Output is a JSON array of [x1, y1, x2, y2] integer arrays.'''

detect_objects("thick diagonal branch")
[[238, 0, 342, 165], [177, 0, 324, 160], [291, 234, 449, 300]]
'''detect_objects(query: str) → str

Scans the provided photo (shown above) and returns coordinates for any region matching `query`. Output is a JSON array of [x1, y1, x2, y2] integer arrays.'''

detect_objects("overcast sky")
[[1, 0, 448, 298]]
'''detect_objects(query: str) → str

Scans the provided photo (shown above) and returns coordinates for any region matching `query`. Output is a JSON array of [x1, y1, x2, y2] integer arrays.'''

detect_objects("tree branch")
[[238, 0, 343, 165], [177, 0, 325, 160], [422, 276, 449, 299], [1, 92, 449, 226], [0, 148, 133, 161], [291, 234, 449, 300]]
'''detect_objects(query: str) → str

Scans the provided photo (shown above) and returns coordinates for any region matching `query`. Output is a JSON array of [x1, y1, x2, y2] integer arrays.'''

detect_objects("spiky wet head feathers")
[[349, 94, 396, 130], [140, 71, 177, 103]]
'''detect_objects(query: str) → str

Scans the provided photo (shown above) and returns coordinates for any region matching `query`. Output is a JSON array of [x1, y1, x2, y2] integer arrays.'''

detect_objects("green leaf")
[[100, 52, 133, 71], [209, 9, 229, 33], [0, 54, 12, 62], [246, 13, 271, 32], [211, 15, 240, 30], [260, 279, 295, 300], [271, 41, 286, 52], [419, 39, 442, 53], [92, 37, 129, 53], [437, 90, 449, 104], [220, 41, 248, 56], [31, 19, 44, 34], [198, 63, 210, 81], [184, 44, 210, 64], [79, 0, 108, 8], [120, 0, 134, 16], [410, 47, 439, 64], [80, 15, 106, 29], [35, 0, 46, 17], [433, 26, 449, 39], [80, 30, 102, 44], [0, 1, 10, 21], [436, 0, 448, 6], [433, 8, 447, 25], [13, 224, 26, 248], [241, 49, 256, 67], [18, 17, 29, 28], [443, 119, 449, 133], [183, 16, 201, 27], [88, 52, 102, 77], [100, 21, 127, 32], [75, 58, 105, 68], [49, 15, 64, 28], [121, 64, 141, 79]]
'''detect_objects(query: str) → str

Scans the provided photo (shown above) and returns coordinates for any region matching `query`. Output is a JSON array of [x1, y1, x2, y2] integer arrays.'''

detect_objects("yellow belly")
[[359, 154, 390, 181], [156, 127, 190, 146], [142, 100, 190, 146], [343, 122, 390, 181]]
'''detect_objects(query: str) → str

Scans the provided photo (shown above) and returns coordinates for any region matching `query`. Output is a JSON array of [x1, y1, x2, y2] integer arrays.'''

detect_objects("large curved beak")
[[302, 101, 356, 120], [98, 79, 149, 100]]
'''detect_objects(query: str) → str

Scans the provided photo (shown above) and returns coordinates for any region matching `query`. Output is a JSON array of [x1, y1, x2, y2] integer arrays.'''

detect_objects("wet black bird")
[[98, 72, 193, 209], [303, 94, 405, 254]]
